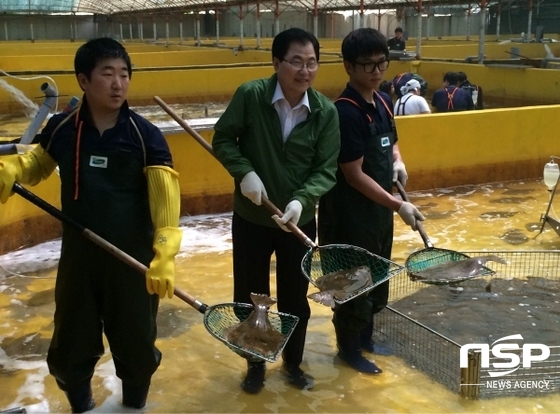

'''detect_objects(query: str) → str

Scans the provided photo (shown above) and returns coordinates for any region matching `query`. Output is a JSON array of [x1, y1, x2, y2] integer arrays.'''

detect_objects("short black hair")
[[395, 27, 403, 33], [443, 71, 459, 86], [457, 71, 468, 83], [272, 28, 320, 62], [379, 80, 393, 95], [341, 28, 388, 63], [74, 37, 132, 80]]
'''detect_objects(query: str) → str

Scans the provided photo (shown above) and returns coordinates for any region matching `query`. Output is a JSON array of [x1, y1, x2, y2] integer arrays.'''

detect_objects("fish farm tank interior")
[[2, 179, 560, 412]]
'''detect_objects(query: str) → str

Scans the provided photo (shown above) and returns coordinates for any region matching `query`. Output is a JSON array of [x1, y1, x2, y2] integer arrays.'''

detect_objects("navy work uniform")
[[318, 85, 395, 340], [41, 97, 171, 393], [431, 85, 474, 112]]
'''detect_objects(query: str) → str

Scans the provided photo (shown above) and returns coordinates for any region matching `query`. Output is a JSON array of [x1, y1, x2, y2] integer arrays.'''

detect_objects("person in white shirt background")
[[393, 79, 431, 116]]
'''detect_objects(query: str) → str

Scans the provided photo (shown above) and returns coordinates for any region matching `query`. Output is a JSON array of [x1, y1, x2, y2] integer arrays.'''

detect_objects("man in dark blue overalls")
[[431, 71, 474, 112], [318, 28, 424, 374], [0, 38, 182, 412]]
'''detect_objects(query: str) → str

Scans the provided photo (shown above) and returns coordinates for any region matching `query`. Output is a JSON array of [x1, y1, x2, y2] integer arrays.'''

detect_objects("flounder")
[[224, 293, 285, 357], [307, 265, 373, 308], [409, 255, 507, 284]]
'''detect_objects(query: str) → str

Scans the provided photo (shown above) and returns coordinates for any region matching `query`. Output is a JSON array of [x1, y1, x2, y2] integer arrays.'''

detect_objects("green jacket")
[[213, 74, 340, 227]]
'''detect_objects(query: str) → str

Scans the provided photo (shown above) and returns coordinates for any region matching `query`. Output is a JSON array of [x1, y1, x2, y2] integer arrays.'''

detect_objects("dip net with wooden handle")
[[203, 303, 299, 363], [301, 244, 405, 304]]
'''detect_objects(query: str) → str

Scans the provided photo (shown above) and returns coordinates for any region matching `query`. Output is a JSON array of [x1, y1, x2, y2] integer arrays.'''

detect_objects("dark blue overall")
[[318, 88, 395, 336], [44, 106, 161, 391]]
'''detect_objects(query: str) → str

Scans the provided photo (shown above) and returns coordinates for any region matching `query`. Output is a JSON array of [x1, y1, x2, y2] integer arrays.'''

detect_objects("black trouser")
[[232, 213, 313, 366], [47, 232, 161, 391], [332, 280, 389, 335]]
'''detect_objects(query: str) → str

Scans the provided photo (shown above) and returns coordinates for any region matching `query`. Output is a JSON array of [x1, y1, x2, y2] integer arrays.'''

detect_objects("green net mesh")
[[405, 248, 495, 285], [301, 244, 404, 304], [203, 303, 299, 363]]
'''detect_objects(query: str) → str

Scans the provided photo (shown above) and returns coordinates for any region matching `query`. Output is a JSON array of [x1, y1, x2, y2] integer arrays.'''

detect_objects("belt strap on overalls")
[[45, 109, 146, 200], [446, 87, 459, 111], [335, 92, 394, 122]]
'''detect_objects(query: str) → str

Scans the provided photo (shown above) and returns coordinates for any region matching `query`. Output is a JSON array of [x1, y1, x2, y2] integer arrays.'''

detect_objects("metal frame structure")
[[0, 0, 506, 16]]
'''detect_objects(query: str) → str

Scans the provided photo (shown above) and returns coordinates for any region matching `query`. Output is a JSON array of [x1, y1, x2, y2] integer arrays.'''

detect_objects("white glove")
[[397, 202, 425, 231], [240, 171, 267, 205], [272, 200, 303, 232], [393, 160, 408, 187]]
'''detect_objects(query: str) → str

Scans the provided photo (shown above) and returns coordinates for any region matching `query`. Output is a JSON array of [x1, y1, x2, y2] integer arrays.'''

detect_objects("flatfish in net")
[[307, 265, 373, 308], [224, 293, 285, 357], [409, 255, 507, 284]]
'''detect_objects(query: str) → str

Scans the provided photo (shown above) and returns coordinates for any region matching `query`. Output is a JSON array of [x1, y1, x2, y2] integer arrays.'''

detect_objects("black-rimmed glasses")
[[282, 59, 319, 72], [354, 59, 390, 73]]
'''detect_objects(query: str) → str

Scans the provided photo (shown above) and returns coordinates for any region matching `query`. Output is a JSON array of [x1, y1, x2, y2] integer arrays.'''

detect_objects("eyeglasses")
[[282, 59, 319, 72], [354, 59, 390, 73]]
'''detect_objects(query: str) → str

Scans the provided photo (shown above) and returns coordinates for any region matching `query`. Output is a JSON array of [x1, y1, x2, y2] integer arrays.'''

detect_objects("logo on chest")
[[89, 156, 108, 168], [380, 136, 390, 147]]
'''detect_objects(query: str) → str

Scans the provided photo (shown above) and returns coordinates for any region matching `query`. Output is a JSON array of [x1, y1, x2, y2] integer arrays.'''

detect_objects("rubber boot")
[[359, 324, 375, 353], [241, 360, 266, 394], [65, 383, 95, 413], [122, 382, 150, 409], [336, 330, 382, 374], [360, 323, 393, 356], [282, 363, 314, 390]]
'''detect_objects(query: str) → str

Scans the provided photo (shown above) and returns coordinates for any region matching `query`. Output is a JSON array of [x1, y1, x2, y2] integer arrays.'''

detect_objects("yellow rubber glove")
[[146, 227, 182, 298], [145, 165, 182, 299], [0, 155, 22, 203], [0, 145, 56, 203]]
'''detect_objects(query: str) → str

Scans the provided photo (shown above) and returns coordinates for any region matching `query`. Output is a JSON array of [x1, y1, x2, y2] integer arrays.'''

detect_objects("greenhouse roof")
[[0, 0, 503, 15]]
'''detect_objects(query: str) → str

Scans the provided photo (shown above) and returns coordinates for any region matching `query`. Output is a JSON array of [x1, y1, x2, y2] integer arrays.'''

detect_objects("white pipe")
[[416, 12, 422, 58], [20, 83, 57, 145], [478, 6, 486, 64], [0, 143, 35, 155], [215, 18, 220, 46]]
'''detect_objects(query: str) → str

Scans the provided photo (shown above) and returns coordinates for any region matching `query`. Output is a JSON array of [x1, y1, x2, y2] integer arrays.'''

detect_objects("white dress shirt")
[[272, 82, 310, 143]]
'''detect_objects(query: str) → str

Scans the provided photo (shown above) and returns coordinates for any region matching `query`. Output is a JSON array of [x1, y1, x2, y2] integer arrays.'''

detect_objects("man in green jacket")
[[212, 27, 340, 394]]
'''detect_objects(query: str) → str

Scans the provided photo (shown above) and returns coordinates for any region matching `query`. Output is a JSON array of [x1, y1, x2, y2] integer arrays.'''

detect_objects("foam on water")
[[2, 180, 560, 413], [0, 212, 233, 277]]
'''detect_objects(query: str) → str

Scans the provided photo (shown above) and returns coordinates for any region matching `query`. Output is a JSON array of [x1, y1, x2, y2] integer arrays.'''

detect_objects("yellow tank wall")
[[0, 50, 289, 72], [0, 47, 344, 72], [3, 57, 558, 113], [1, 38, 560, 252], [394, 105, 560, 189], [0, 40, 185, 55], [408, 34, 560, 43], [418, 42, 560, 59], [0, 173, 60, 224], [407, 60, 560, 103], [132, 60, 423, 104], [2, 104, 560, 253], [0, 172, 62, 254], [1, 39, 558, 111], [166, 129, 233, 200]]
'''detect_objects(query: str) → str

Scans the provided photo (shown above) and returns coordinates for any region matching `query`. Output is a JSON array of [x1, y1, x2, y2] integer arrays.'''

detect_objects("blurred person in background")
[[378, 80, 395, 103], [387, 27, 406, 51], [431, 71, 474, 112], [458, 71, 484, 110], [394, 79, 431, 115]]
